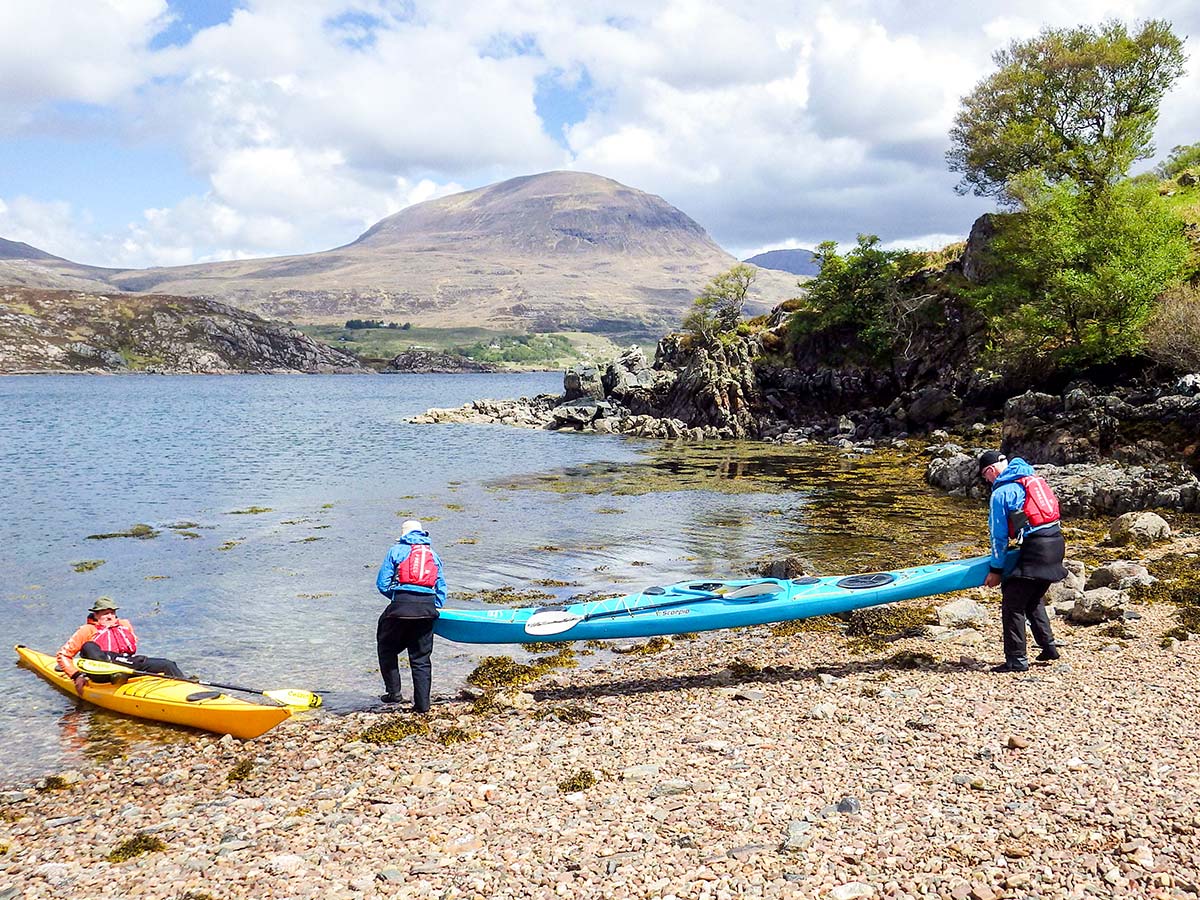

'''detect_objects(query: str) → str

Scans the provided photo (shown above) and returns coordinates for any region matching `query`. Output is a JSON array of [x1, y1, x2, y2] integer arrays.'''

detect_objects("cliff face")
[[0, 288, 367, 374]]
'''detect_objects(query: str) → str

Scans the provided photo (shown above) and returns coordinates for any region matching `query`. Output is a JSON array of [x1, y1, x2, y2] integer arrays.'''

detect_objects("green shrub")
[[789, 236, 925, 359], [1144, 282, 1200, 372], [970, 177, 1191, 367]]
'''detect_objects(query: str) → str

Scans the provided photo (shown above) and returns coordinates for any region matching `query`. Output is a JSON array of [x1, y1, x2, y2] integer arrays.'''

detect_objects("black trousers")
[[1000, 577, 1056, 663], [376, 615, 435, 713], [79, 642, 185, 679]]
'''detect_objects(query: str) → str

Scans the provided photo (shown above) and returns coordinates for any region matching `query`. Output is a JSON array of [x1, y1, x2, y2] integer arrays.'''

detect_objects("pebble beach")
[[4, 539, 1199, 900]]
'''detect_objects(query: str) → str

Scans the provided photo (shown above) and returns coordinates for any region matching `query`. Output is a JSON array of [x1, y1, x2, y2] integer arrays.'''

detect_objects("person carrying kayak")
[[375, 520, 446, 712], [57, 598, 186, 695], [978, 451, 1067, 672]]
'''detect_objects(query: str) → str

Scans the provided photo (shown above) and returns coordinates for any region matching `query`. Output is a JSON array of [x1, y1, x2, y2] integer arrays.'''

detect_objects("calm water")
[[1, 373, 832, 779]]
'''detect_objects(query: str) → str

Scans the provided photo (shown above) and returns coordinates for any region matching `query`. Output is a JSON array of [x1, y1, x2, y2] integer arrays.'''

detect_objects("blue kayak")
[[434, 552, 1011, 644]]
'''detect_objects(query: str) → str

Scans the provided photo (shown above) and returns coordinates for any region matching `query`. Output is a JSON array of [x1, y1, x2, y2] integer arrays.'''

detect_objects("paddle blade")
[[75, 658, 136, 677], [721, 582, 786, 600], [523, 609, 583, 637], [263, 689, 322, 709]]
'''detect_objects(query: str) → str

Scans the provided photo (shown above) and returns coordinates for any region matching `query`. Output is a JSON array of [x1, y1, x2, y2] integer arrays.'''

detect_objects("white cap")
[[400, 519, 423, 536]]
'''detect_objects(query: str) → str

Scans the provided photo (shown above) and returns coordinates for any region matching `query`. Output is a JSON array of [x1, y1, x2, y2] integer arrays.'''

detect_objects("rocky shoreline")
[[411, 338, 1200, 516], [4, 521, 1199, 899]]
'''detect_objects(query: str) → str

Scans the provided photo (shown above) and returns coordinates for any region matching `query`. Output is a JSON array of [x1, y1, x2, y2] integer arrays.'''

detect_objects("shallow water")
[[0, 374, 986, 780]]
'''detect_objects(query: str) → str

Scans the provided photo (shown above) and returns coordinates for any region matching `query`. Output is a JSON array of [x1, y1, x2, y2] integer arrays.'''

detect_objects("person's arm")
[[120, 619, 137, 654], [433, 551, 446, 608], [56, 625, 93, 678], [988, 484, 1020, 572], [376, 545, 410, 597]]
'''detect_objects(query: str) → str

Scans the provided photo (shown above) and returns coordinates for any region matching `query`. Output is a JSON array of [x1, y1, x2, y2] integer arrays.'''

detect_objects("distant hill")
[[743, 248, 819, 278], [0, 172, 801, 336], [0, 287, 366, 374]]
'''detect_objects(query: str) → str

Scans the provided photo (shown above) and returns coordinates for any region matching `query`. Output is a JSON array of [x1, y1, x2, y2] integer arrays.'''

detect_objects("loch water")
[[0, 373, 984, 779]]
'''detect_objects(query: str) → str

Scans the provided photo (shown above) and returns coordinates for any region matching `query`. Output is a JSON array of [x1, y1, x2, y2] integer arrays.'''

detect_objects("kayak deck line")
[[434, 551, 1017, 644]]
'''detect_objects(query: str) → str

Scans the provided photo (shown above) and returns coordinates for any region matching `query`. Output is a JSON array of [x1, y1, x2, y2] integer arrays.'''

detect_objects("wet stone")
[[836, 796, 861, 814]]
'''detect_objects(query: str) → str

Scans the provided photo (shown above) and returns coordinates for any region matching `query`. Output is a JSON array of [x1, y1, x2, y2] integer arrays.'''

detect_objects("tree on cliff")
[[683, 264, 756, 344], [793, 236, 925, 359], [947, 20, 1186, 200], [972, 175, 1191, 365]]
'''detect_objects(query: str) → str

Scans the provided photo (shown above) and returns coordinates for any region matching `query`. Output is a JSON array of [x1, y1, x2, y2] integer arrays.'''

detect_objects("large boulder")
[[1108, 511, 1172, 547], [936, 598, 988, 631], [1085, 560, 1151, 591], [961, 214, 997, 284], [563, 365, 605, 401], [1064, 587, 1128, 625]]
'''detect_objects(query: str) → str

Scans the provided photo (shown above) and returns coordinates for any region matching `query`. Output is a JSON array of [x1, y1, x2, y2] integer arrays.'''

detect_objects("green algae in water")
[[454, 585, 555, 606], [217, 540, 241, 551], [86, 523, 159, 540], [72, 560, 105, 573], [226, 758, 254, 783], [107, 835, 166, 862], [227, 506, 273, 515], [444, 503, 465, 511], [358, 716, 431, 744], [557, 769, 598, 793], [532, 578, 579, 588]]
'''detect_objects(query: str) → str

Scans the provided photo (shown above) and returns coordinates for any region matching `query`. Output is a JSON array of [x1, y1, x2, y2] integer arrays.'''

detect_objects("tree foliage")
[[948, 20, 1186, 200], [1155, 142, 1200, 179], [969, 175, 1191, 366], [682, 264, 756, 343], [794, 235, 925, 358]]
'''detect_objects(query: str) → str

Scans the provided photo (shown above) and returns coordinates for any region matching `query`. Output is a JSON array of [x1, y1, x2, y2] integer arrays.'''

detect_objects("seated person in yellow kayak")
[[57, 598, 185, 695]]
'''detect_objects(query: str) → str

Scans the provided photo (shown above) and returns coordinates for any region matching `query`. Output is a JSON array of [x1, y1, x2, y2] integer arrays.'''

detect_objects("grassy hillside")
[[297, 324, 653, 370]]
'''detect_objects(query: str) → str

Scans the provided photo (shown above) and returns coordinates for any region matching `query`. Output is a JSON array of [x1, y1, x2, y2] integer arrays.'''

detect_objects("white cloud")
[[2, 0, 1199, 266], [0, 1, 168, 111]]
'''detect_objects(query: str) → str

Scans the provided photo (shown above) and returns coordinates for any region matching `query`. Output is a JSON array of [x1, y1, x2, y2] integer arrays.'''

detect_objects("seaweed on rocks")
[[557, 769, 598, 793], [770, 616, 841, 636], [107, 835, 166, 862], [435, 727, 474, 745], [358, 716, 431, 744], [71, 560, 105, 573], [226, 758, 255, 783], [86, 523, 159, 540], [534, 704, 596, 724]]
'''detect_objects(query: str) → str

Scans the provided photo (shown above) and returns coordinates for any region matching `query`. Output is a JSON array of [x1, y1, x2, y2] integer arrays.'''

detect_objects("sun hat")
[[977, 450, 1007, 474], [400, 519, 423, 536], [87, 597, 119, 613]]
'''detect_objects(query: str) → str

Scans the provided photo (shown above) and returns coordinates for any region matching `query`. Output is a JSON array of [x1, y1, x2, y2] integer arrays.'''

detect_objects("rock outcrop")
[[0, 287, 366, 374], [384, 350, 497, 374]]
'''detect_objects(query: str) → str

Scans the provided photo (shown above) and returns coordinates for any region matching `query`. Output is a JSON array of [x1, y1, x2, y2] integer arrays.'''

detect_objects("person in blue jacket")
[[979, 451, 1067, 672], [375, 520, 446, 711]]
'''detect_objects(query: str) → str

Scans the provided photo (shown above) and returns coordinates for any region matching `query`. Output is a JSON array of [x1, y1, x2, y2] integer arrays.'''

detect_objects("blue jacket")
[[987, 456, 1060, 572], [376, 531, 446, 607]]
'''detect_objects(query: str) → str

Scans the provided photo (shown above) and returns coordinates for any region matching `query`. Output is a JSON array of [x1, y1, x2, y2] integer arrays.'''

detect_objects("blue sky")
[[1, 0, 1197, 268]]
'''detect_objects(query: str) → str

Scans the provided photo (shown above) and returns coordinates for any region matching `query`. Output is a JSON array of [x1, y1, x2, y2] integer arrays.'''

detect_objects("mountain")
[[0, 172, 800, 336], [743, 248, 819, 277], [0, 287, 366, 374]]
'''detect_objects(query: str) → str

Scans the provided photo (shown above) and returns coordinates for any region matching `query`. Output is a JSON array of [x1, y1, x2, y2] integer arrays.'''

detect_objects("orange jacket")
[[57, 620, 137, 677]]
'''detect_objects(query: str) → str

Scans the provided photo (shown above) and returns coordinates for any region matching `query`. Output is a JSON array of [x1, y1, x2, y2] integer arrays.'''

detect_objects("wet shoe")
[[1036, 647, 1061, 662], [379, 693, 402, 704], [990, 661, 1029, 673]]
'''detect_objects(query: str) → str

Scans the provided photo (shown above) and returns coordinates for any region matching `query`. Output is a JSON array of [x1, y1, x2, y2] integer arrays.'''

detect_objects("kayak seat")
[[836, 573, 897, 590]]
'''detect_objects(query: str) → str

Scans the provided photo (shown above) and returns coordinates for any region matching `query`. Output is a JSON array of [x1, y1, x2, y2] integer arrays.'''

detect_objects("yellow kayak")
[[15, 645, 290, 740]]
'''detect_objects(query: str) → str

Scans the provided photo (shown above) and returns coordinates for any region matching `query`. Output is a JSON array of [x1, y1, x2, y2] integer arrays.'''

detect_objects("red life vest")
[[93, 624, 137, 655], [393, 545, 439, 589], [1007, 475, 1061, 538]]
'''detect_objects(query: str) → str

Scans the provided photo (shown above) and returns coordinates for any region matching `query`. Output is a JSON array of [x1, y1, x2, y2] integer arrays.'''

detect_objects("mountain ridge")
[[0, 171, 800, 334]]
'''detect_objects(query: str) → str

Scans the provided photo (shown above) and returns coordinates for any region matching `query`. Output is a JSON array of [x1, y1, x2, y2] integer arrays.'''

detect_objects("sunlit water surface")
[[0, 373, 984, 780]]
